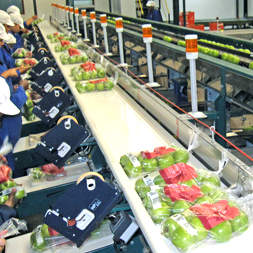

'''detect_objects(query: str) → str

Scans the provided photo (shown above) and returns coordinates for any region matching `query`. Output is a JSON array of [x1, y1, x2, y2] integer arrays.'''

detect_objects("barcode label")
[[126, 153, 141, 167], [36, 226, 44, 244], [49, 106, 59, 118], [44, 83, 52, 92], [1, 186, 23, 196], [150, 185, 160, 191], [147, 191, 161, 209], [171, 214, 198, 235], [143, 175, 154, 186]]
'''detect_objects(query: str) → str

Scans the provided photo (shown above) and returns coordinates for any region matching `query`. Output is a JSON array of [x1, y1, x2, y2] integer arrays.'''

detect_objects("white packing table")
[[6, 21, 251, 253]]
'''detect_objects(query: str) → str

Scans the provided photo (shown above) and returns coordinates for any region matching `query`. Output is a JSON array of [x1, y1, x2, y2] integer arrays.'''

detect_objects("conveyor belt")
[[20, 20, 252, 253]]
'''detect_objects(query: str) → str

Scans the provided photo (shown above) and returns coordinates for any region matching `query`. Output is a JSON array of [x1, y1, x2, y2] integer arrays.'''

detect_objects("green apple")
[[210, 220, 232, 242], [0, 180, 17, 190], [162, 217, 180, 238], [25, 99, 33, 108], [208, 189, 228, 201], [41, 224, 51, 238], [229, 211, 249, 234], [141, 158, 158, 173], [149, 202, 171, 224], [27, 114, 36, 121], [124, 161, 142, 178], [172, 200, 192, 215], [226, 54, 234, 63], [120, 155, 130, 167], [0, 195, 9, 204], [86, 83, 96, 92], [157, 154, 174, 170], [30, 231, 47, 251], [137, 153, 144, 163], [195, 195, 213, 204], [153, 175, 166, 185], [75, 82, 87, 93], [202, 176, 220, 186], [249, 62, 253, 70], [202, 47, 209, 54], [200, 182, 216, 194], [69, 56, 77, 64], [96, 83, 104, 91], [26, 107, 34, 116], [54, 45, 62, 52], [135, 178, 146, 193], [173, 149, 189, 164], [71, 67, 79, 76], [172, 226, 194, 250], [61, 58, 69, 64], [82, 71, 91, 80], [211, 50, 220, 58], [31, 167, 43, 180], [15, 188, 25, 199], [180, 179, 198, 187], [189, 217, 208, 242], [138, 185, 151, 199], [82, 55, 89, 62], [104, 80, 114, 90], [74, 71, 83, 81], [244, 49, 251, 54], [97, 69, 105, 78], [221, 53, 228, 61], [76, 55, 83, 63], [232, 56, 240, 65], [90, 70, 98, 79]]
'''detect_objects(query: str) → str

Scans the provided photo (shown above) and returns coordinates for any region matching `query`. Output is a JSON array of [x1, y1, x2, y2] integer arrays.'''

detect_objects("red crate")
[[187, 24, 205, 31], [179, 11, 195, 26], [209, 22, 224, 31]]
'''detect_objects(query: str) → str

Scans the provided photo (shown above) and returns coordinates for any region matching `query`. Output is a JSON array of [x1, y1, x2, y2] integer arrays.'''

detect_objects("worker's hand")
[[25, 51, 33, 58], [4, 188, 19, 208], [0, 156, 7, 164], [32, 15, 38, 21], [21, 28, 28, 33], [0, 239, 6, 253], [18, 64, 32, 74], [0, 69, 18, 79], [19, 79, 29, 91]]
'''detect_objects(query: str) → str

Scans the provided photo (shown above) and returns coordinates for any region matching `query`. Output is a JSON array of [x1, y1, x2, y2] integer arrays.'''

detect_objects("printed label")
[[126, 153, 141, 167], [57, 142, 71, 157], [49, 106, 59, 118], [143, 175, 155, 186], [44, 83, 52, 93], [171, 214, 198, 236], [147, 191, 161, 209]]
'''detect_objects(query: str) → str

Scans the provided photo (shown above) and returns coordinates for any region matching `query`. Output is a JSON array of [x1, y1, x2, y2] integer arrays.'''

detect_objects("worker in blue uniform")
[[0, 24, 30, 176], [146, 1, 162, 22], [7, 5, 38, 30]]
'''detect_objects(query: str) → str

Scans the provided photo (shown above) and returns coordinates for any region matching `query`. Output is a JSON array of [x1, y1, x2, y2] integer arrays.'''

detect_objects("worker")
[[6, 5, 38, 29], [146, 1, 162, 22], [0, 24, 30, 177]]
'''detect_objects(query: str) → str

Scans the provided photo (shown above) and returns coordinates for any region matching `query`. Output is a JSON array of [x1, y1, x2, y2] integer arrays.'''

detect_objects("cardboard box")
[[187, 24, 205, 31], [230, 114, 253, 130]]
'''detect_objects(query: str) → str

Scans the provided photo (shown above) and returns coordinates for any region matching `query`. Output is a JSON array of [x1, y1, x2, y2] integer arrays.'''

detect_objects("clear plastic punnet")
[[70, 62, 106, 81], [12, 48, 29, 58], [119, 146, 190, 178], [0, 218, 27, 239], [30, 219, 111, 252], [60, 49, 88, 65], [15, 58, 38, 67], [54, 41, 77, 52], [75, 77, 115, 93]]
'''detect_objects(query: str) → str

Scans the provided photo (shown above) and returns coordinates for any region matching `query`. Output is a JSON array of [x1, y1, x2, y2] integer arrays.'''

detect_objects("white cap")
[[0, 11, 15, 26], [0, 24, 10, 41], [4, 33, 16, 44], [146, 1, 155, 7], [9, 13, 24, 29], [7, 6, 20, 15], [0, 77, 19, 115]]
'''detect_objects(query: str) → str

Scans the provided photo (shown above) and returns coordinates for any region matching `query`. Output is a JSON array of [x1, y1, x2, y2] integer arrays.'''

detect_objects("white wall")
[[159, 0, 247, 23], [95, 0, 109, 12], [21, 0, 35, 21]]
